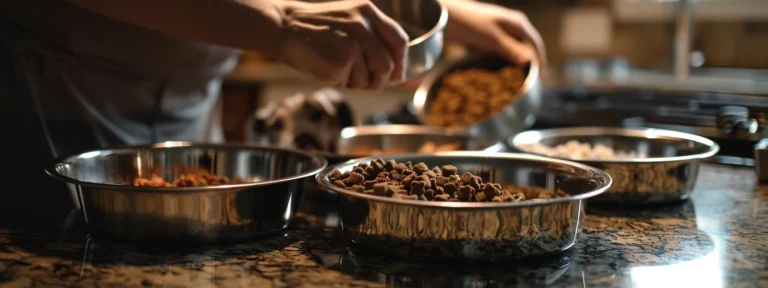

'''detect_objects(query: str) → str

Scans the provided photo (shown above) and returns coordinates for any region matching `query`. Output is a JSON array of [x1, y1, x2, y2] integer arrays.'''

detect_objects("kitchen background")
[[219, 0, 768, 151]]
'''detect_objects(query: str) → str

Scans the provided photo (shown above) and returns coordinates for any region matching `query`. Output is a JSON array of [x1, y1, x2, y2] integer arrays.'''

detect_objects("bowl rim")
[[509, 126, 720, 164], [340, 124, 468, 138], [412, 53, 540, 127], [44, 142, 328, 193], [315, 151, 612, 209], [407, 1, 449, 47], [313, 124, 507, 159]]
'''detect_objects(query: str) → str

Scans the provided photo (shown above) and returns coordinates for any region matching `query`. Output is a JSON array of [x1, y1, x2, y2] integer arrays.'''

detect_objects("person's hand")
[[276, 0, 410, 90], [440, 0, 546, 69]]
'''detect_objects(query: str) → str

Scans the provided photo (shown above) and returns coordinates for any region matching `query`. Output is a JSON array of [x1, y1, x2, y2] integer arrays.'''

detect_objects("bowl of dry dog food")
[[45, 142, 327, 243], [510, 127, 719, 204], [298, 125, 505, 222], [412, 54, 542, 142], [315, 152, 612, 260]]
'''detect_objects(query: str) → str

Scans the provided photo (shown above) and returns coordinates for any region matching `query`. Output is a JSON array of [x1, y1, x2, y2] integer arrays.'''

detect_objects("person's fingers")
[[363, 37, 394, 89], [494, 32, 533, 66], [337, 11, 394, 89], [498, 13, 547, 69], [359, 1, 409, 82], [279, 0, 407, 88], [348, 52, 371, 89], [310, 14, 375, 88]]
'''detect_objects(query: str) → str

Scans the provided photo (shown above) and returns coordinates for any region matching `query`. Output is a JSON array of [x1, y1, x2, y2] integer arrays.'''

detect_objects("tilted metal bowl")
[[413, 54, 542, 142], [45, 142, 327, 244], [510, 127, 719, 204], [369, 0, 448, 80], [315, 152, 612, 260]]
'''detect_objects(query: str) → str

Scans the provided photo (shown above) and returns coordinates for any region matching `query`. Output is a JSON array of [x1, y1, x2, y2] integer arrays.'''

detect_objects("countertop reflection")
[[1, 164, 766, 287]]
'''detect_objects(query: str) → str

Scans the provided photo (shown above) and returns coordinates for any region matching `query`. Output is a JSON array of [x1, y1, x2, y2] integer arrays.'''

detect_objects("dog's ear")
[[335, 101, 356, 129], [315, 88, 356, 128]]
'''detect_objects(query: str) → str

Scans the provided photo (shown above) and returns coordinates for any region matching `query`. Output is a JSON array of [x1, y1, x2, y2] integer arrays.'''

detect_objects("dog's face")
[[255, 88, 355, 153]]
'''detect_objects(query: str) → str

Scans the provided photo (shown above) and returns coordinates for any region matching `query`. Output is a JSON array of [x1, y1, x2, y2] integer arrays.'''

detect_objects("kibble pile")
[[427, 66, 526, 127], [522, 140, 646, 160], [133, 172, 243, 187], [328, 158, 566, 202]]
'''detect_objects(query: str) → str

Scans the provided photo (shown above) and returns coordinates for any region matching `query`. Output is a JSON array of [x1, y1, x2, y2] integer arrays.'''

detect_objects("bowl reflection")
[[337, 245, 576, 287]]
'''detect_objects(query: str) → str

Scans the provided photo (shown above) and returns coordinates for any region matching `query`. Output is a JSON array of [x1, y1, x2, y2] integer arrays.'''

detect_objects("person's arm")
[[64, 0, 409, 90], [64, 0, 286, 58]]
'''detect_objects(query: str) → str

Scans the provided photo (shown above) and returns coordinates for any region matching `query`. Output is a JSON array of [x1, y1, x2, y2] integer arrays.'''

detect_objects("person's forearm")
[[64, 0, 286, 57]]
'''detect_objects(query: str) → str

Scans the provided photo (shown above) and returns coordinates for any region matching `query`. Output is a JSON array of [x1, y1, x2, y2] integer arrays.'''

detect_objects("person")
[[0, 0, 545, 226]]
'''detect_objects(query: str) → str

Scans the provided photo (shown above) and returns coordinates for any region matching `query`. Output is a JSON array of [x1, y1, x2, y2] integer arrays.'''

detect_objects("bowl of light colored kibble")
[[510, 127, 719, 204]]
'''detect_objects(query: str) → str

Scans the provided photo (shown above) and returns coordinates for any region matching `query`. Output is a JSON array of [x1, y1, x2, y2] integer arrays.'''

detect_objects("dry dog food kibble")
[[522, 140, 646, 160], [328, 158, 567, 202], [133, 171, 244, 187], [427, 66, 526, 127]]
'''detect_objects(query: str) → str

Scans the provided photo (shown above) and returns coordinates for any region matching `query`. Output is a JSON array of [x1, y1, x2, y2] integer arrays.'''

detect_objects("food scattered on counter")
[[133, 171, 244, 187], [354, 141, 463, 156], [427, 66, 526, 127], [328, 158, 566, 202], [521, 140, 646, 160]]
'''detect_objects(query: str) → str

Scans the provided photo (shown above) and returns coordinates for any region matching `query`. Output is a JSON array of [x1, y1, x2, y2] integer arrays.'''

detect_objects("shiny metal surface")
[[337, 247, 575, 286], [316, 152, 611, 260], [300, 125, 504, 221], [510, 127, 720, 204], [372, 0, 447, 80], [300, 124, 505, 166], [413, 54, 542, 142], [716, 106, 759, 136], [45, 142, 327, 243], [333, 124, 505, 163]]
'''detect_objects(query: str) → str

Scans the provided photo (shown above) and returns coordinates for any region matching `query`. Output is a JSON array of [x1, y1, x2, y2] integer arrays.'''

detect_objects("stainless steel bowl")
[[315, 152, 612, 260], [332, 124, 505, 164], [45, 142, 327, 244], [299, 125, 504, 221], [413, 54, 542, 142], [510, 127, 720, 204], [372, 0, 448, 79]]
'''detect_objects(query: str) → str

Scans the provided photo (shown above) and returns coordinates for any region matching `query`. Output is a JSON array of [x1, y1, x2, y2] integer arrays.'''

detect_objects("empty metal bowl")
[[315, 152, 612, 260], [413, 54, 542, 142], [372, 0, 448, 80], [45, 142, 327, 244], [510, 127, 720, 204]]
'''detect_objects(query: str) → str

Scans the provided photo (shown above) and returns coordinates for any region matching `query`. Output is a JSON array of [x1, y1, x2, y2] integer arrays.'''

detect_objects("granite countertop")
[[1, 164, 766, 287]]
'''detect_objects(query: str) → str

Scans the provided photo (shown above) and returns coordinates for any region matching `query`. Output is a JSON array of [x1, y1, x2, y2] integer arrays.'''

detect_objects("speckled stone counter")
[[1, 164, 766, 287]]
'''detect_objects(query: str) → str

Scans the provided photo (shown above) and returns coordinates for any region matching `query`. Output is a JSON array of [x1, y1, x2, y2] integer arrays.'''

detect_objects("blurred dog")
[[249, 88, 356, 153]]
